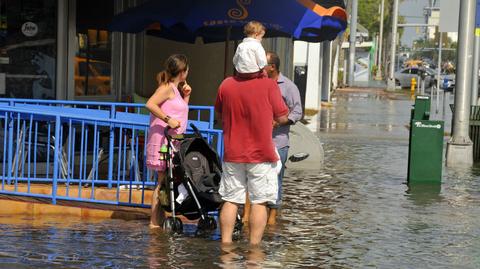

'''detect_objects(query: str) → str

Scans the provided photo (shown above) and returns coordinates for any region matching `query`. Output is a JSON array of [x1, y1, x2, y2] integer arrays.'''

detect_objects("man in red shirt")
[[215, 72, 289, 245]]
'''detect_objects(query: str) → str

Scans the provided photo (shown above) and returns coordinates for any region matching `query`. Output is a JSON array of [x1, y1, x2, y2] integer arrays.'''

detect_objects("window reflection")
[[0, 0, 57, 99], [74, 0, 113, 97]]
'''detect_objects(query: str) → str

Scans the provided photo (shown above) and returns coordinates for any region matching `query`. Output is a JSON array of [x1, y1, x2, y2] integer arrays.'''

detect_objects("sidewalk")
[[332, 86, 454, 136], [334, 86, 412, 100]]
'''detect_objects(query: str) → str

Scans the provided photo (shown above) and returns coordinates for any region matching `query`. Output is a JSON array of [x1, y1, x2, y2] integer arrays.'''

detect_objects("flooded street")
[[1, 89, 480, 268]]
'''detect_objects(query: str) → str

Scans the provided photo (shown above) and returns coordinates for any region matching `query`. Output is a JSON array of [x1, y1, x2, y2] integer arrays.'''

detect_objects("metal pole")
[[322, 41, 332, 102], [318, 43, 324, 105], [332, 42, 340, 90], [376, 0, 385, 80], [387, 0, 399, 91], [443, 90, 449, 121], [421, 77, 425, 95], [446, 0, 475, 167], [436, 32, 443, 114], [472, 30, 480, 105], [430, 81, 434, 102], [348, 0, 358, 86], [417, 75, 420, 94], [374, 34, 379, 67]]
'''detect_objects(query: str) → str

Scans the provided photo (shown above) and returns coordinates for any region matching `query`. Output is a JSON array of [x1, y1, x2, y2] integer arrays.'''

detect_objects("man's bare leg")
[[267, 208, 277, 225], [249, 203, 268, 245], [150, 172, 165, 228], [242, 194, 251, 223], [220, 201, 239, 243]]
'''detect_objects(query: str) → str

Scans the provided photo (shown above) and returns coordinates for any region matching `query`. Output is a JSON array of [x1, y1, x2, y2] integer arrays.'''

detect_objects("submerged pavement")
[[0, 87, 479, 268]]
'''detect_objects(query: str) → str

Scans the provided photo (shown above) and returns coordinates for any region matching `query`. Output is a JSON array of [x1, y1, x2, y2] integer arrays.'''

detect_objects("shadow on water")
[[406, 183, 442, 206]]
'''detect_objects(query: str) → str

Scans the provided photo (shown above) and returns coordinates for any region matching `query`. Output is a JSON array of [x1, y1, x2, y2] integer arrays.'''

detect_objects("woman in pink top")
[[145, 54, 191, 229]]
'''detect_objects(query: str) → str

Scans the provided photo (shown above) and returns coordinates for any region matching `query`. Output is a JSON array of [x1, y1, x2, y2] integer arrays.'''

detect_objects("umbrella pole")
[[224, 26, 232, 78]]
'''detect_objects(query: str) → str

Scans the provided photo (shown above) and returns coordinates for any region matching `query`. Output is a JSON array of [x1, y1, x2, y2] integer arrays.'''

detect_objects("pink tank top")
[[146, 83, 189, 171]]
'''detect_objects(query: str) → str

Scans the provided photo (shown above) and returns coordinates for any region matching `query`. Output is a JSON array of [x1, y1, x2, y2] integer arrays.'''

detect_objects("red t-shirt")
[[215, 75, 289, 163]]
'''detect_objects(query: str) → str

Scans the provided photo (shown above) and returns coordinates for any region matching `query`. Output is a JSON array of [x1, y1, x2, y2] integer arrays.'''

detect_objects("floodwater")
[[1, 89, 480, 268]]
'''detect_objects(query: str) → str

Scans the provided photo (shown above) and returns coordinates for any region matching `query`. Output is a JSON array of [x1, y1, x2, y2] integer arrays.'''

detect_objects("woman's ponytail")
[[156, 71, 170, 86], [156, 54, 189, 86]]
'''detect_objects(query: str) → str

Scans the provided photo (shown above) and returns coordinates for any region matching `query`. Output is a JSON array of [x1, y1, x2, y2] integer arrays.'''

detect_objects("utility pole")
[[436, 32, 442, 112], [472, 30, 480, 106], [376, 0, 385, 80], [472, 1, 480, 106], [348, 0, 358, 86], [387, 0, 399, 91], [446, 0, 475, 168]]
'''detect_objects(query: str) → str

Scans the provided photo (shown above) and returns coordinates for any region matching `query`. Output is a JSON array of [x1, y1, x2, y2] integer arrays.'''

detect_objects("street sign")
[[439, 0, 459, 32]]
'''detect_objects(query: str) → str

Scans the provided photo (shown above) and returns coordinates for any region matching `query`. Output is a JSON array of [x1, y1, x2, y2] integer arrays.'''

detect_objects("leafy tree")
[[357, 0, 405, 40]]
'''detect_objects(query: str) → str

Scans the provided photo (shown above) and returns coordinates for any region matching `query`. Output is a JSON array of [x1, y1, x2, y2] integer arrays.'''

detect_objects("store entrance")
[[74, 0, 114, 100]]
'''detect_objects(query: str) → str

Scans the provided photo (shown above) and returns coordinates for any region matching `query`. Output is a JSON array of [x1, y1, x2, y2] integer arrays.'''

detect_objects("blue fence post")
[[107, 105, 116, 189], [52, 115, 61, 205], [209, 107, 215, 129], [218, 131, 224, 160], [6, 112, 13, 185]]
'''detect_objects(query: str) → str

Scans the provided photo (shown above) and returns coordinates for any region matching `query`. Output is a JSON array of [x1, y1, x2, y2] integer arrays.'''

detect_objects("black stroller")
[[160, 124, 239, 234]]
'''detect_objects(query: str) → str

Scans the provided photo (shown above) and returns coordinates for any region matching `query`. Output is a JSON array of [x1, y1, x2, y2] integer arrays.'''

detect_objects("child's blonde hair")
[[243, 21, 265, 37]]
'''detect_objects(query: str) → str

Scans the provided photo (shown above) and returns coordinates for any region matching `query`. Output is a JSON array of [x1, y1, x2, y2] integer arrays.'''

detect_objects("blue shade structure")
[[109, 0, 347, 43]]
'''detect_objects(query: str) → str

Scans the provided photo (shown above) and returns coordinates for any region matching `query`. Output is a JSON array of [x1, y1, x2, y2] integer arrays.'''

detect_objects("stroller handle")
[[189, 123, 202, 137], [164, 124, 201, 142], [164, 126, 171, 138]]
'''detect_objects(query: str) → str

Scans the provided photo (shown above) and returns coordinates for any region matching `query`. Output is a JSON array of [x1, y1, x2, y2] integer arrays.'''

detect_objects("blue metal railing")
[[0, 98, 215, 129], [0, 102, 223, 208]]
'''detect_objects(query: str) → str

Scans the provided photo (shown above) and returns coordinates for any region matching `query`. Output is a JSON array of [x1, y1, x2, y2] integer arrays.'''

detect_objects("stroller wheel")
[[197, 216, 217, 231], [196, 216, 217, 237], [163, 217, 183, 234], [232, 215, 243, 240]]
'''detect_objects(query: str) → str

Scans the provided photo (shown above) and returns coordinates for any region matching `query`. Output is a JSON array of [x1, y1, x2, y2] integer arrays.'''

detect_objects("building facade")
[[0, 0, 296, 107]]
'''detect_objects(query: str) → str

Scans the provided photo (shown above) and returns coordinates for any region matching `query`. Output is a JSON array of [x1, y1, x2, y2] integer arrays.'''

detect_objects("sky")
[[399, 0, 431, 47]]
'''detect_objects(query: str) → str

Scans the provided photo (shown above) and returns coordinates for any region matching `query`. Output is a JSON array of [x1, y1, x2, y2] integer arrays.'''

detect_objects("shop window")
[[0, 0, 57, 99], [74, 0, 113, 97]]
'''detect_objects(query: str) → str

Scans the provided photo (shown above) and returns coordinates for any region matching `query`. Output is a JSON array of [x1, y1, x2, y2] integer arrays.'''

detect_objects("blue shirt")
[[272, 73, 303, 148]]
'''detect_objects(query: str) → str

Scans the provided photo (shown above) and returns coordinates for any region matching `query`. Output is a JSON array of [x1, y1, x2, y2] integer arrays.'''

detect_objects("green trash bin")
[[408, 96, 444, 184]]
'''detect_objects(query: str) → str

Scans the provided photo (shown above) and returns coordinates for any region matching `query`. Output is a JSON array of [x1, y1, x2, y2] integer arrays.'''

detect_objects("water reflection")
[[406, 184, 442, 206], [218, 244, 266, 269]]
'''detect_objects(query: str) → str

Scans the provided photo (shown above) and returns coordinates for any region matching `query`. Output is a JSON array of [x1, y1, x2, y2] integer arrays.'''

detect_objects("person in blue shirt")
[[242, 51, 303, 225]]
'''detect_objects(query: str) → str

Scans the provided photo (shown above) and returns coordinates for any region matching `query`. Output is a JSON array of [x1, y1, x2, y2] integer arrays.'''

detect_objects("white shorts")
[[219, 162, 279, 205]]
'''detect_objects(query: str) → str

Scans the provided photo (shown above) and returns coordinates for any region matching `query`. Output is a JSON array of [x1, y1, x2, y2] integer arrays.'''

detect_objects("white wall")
[[294, 41, 308, 66], [295, 41, 322, 110]]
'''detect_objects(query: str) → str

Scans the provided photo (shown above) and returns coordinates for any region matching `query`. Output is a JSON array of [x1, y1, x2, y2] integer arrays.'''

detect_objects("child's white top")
[[233, 37, 268, 73]]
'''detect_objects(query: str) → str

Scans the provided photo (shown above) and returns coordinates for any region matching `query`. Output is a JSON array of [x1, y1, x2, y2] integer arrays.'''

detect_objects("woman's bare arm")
[[145, 84, 181, 128]]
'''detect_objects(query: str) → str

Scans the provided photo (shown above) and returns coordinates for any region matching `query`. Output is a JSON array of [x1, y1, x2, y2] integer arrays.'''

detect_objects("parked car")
[[394, 67, 436, 88]]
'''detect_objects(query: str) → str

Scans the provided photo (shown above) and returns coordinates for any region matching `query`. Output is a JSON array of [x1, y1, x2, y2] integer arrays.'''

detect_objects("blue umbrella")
[[109, 0, 347, 43]]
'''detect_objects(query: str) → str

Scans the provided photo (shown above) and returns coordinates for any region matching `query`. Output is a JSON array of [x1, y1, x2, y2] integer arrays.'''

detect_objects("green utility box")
[[408, 96, 444, 184], [412, 95, 430, 120]]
